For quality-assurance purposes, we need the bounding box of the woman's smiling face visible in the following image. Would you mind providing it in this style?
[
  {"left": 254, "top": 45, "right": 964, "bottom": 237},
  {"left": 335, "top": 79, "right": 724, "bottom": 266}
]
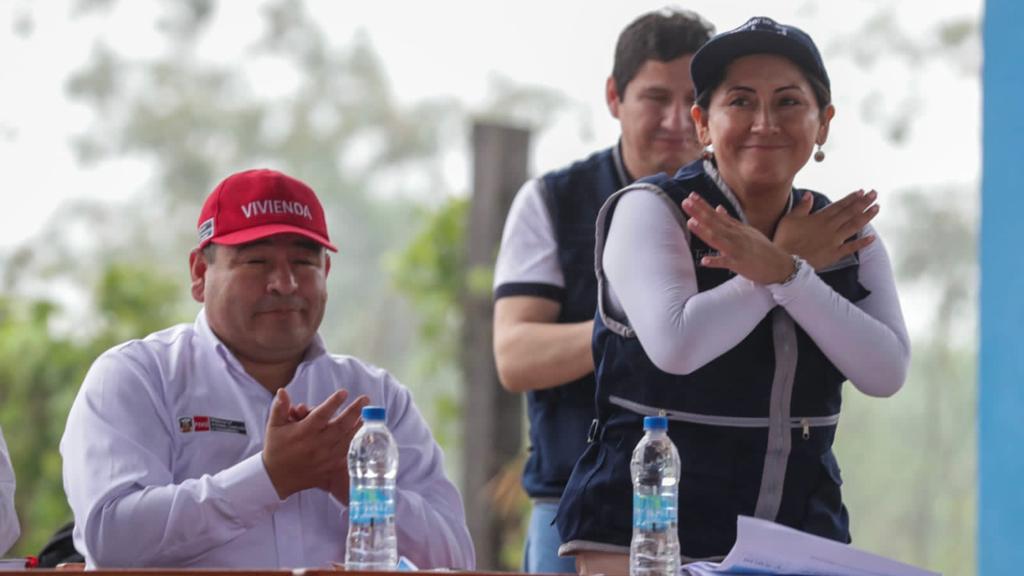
[{"left": 693, "top": 53, "right": 834, "bottom": 194}]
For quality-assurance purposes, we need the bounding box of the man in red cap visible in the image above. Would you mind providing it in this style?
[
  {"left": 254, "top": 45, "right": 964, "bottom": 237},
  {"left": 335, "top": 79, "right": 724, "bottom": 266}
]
[{"left": 60, "top": 169, "right": 474, "bottom": 569}]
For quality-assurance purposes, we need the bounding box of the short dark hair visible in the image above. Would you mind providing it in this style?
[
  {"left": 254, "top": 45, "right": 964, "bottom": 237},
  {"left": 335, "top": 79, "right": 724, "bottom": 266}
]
[
  {"left": 202, "top": 243, "right": 218, "bottom": 263},
  {"left": 612, "top": 8, "right": 715, "bottom": 99},
  {"left": 694, "top": 64, "right": 831, "bottom": 112}
]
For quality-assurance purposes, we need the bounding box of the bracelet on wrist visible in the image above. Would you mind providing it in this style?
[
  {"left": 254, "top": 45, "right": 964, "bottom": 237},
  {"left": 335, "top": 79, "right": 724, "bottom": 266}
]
[{"left": 780, "top": 254, "right": 803, "bottom": 285}]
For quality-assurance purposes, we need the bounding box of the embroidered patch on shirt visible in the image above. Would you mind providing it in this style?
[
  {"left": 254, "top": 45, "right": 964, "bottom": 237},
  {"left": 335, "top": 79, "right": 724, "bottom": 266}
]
[{"left": 178, "top": 416, "right": 247, "bottom": 435}]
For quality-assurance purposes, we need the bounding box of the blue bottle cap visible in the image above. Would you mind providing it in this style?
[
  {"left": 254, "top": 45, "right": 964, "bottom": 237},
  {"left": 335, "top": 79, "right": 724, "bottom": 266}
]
[
  {"left": 643, "top": 416, "right": 668, "bottom": 430},
  {"left": 361, "top": 406, "right": 386, "bottom": 421}
]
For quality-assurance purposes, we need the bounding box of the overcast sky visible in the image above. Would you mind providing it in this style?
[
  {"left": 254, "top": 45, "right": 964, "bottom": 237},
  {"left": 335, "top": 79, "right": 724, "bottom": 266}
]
[{"left": 0, "top": 0, "right": 982, "bottom": 253}]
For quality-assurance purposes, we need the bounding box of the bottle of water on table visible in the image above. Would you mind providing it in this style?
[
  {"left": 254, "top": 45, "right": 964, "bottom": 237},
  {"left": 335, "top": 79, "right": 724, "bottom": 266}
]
[
  {"left": 630, "top": 415, "right": 680, "bottom": 576},
  {"left": 345, "top": 406, "right": 399, "bottom": 570}
]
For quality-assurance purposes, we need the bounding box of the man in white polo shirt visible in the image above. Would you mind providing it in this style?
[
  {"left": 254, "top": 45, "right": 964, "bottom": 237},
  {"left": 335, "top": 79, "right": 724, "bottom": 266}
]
[
  {"left": 61, "top": 169, "right": 474, "bottom": 569},
  {"left": 491, "top": 9, "right": 714, "bottom": 573}
]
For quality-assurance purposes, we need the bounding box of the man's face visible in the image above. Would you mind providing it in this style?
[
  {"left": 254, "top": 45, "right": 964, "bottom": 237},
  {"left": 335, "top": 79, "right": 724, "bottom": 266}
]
[
  {"left": 608, "top": 55, "right": 702, "bottom": 179},
  {"left": 190, "top": 234, "right": 329, "bottom": 366}
]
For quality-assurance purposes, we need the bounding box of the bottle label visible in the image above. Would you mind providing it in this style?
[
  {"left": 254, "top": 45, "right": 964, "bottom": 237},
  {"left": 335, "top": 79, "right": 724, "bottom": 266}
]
[
  {"left": 633, "top": 492, "right": 677, "bottom": 531},
  {"left": 349, "top": 485, "right": 396, "bottom": 525}
]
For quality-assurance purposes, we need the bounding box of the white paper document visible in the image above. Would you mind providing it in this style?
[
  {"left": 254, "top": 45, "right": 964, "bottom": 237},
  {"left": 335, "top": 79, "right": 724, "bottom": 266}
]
[{"left": 680, "top": 516, "right": 940, "bottom": 576}]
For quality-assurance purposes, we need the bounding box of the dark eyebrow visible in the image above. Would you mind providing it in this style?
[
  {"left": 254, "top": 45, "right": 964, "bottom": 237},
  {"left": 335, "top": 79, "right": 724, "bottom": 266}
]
[
  {"left": 724, "top": 85, "right": 805, "bottom": 95},
  {"left": 639, "top": 86, "right": 672, "bottom": 95},
  {"left": 235, "top": 239, "right": 272, "bottom": 252},
  {"left": 233, "top": 238, "right": 322, "bottom": 256},
  {"left": 292, "top": 238, "right": 323, "bottom": 252}
]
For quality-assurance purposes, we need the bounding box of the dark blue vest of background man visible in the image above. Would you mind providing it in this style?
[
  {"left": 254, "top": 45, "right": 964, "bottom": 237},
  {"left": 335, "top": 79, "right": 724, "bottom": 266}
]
[{"left": 491, "top": 9, "right": 714, "bottom": 574}]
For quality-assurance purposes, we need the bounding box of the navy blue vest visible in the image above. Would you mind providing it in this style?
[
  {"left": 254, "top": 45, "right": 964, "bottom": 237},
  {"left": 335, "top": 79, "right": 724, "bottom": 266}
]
[
  {"left": 556, "top": 159, "right": 869, "bottom": 558},
  {"left": 518, "top": 145, "right": 629, "bottom": 498}
]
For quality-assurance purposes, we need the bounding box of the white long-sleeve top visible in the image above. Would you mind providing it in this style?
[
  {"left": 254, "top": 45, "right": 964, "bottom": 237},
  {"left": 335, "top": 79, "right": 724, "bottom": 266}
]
[
  {"left": 61, "top": 310, "right": 475, "bottom": 569},
  {"left": 0, "top": 426, "right": 19, "bottom": 555},
  {"left": 603, "top": 187, "right": 910, "bottom": 397}
]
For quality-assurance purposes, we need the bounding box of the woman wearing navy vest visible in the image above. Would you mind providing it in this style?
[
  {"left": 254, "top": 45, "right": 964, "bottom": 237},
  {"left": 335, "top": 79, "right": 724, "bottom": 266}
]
[{"left": 555, "top": 17, "right": 910, "bottom": 574}]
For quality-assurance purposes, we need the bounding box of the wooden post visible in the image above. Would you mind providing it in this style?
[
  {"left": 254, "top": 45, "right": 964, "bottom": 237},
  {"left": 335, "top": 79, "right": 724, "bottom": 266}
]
[{"left": 462, "top": 122, "right": 530, "bottom": 570}]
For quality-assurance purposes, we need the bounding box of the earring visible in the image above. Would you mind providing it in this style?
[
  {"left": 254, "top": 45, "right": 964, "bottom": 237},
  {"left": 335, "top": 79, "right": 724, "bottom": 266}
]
[
  {"left": 702, "top": 147, "right": 714, "bottom": 161},
  {"left": 813, "top": 144, "right": 825, "bottom": 163}
]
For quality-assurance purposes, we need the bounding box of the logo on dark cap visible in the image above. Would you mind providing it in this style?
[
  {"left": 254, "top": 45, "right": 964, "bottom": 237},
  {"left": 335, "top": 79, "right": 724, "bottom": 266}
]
[{"left": 744, "top": 17, "right": 786, "bottom": 35}]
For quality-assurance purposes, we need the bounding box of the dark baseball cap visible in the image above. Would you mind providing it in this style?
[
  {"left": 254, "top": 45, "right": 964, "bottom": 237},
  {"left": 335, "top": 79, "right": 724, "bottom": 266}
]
[{"left": 691, "top": 16, "right": 829, "bottom": 100}]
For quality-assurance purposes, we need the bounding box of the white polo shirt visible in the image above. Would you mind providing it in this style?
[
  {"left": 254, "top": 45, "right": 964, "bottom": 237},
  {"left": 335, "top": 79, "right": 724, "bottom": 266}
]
[
  {"left": 0, "top": 426, "right": 19, "bottom": 555},
  {"left": 493, "top": 178, "right": 565, "bottom": 297},
  {"left": 61, "top": 310, "right": 474, "bottom": 569}
]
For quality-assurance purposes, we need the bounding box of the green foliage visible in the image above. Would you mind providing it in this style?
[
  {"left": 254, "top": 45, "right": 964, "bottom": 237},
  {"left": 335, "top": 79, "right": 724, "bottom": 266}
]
[
  {"left": 54, "top": 0, "right": 464, "bottom": 376},
  {"left": 97, "top": 263, "right": 185, "bottom": 340},
  {"left": 0, "top": 299, "right": 87, "bottom": 555},
  {"left": 0, "top": 262, "right": 186, "bottom": 555},
  {"left": 389, "top": 198, "right": 468, "bottom": 352},
  {"left": 836, "top": 341, "right": 976, "bottom": 575},
  {"left": 388, "top": 196, "right": 532, "bottom": 570},
  {"left": 387, "top": 197, "right": 468, "bottom": 455},
  {"left": 4, "top": 0, "right": 493, "bottom": 560},
  {"left": 8, "top": 0, "right": 566, "bottom": 568}
]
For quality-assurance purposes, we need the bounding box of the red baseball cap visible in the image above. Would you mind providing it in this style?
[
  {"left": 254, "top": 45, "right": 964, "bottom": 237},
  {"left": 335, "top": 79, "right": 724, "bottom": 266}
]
[{"left": 197, "top": 169, "right": 337, "bottom": 252}]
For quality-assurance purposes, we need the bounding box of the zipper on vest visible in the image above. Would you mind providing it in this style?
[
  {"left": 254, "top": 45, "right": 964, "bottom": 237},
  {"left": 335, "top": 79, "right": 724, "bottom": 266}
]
[{"left": 801, "top": 418, "right": 810, "bottom": 440}]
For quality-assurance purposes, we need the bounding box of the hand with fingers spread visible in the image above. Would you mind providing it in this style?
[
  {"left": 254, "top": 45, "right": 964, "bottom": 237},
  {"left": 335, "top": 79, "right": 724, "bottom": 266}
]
[
  {"left": 283, "top": 395, "right": 370, "bottom": 504},
  {"left": 681, "top": 193, "right": 795, "bottom": 285},
  {"left": 262, "top": 388, "right": 370, "bottom": 502},
  {"left": 774, "top": 189, "right": 879, "bottom": 270}
]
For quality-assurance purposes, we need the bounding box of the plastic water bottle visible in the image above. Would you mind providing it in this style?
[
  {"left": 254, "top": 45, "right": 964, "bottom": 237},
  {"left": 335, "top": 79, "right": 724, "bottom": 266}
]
[
  {"left": 345, "top": 406, "right": 399, "bottom": 570},
  {"left": 630, "top": 416, "right": 681, "bottom": 576}
]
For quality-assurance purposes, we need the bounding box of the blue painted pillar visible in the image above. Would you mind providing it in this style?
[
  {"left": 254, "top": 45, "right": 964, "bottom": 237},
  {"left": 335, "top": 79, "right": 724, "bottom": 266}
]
[{"left": 980, "top": 0, "right": 1024, "bottom": 574}]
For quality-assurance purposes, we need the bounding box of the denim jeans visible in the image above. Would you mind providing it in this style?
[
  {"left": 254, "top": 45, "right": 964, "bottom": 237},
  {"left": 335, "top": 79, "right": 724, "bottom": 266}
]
[{"left": 523, "top": 501, "right": 577, "bottom": 574}]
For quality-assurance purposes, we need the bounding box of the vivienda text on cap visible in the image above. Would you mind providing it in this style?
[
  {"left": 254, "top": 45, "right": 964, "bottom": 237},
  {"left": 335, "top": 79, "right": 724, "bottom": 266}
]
[{"left": 240, "top": 199, "right": 313, "bottom": 220}]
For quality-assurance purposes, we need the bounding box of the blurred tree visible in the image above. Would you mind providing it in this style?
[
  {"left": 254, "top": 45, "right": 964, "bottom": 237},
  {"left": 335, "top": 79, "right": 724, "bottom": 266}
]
[
  {"left": 1, "top": 0, "right": 569, "bottom": 562},
  {"left": 823, "top": 9, "right": 980, "bottom": 576},
  {"left": 9, "top": 0, "right": 465, "bottom": 371},
  {"left": 387, "top": 197, "right": 468, "bottom": 455},
  {"left": 835, "top": 187, "right": 977, "bottom": 576},
  {"left": 0, "top": 262, "right": 182, "bottom": 554},
  {"left": 387, "top": 87, "right": 567, "bottom": 571},
  {"left": 827, "top": 11, "right": 979, "bottom": 145},
  {"left": 3, "top": 0, "right": 465, "bottom": 555}
]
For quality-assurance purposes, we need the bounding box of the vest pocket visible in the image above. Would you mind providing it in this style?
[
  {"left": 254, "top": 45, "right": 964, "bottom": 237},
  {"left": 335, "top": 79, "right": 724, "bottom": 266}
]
[
  {"left": 557, "top": 435, "right": 633, "bottom": 547},
  {"left": 798, "top": 448, "right": 851, "bottom": 544}
]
